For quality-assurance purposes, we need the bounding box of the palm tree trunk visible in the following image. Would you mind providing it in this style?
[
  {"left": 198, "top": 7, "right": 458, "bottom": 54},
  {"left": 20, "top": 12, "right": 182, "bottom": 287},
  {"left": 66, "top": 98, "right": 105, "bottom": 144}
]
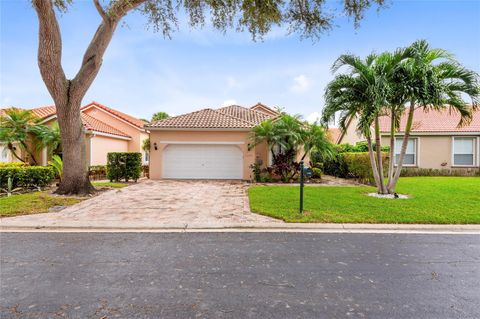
[
  {"left": 20, "top": 141, "right": 38, "bottom": 165},
  {"left": 387, "top": 111, "right": 395, "bottom": 188},
  {"left": 388, "top": 101, "right": 415, "bottom": 192},
  {"left": 7, "top": 144, "right": 25, "bottom": 163},
  {"left": 374, "top": 117, "right": 387, "bottom": 194},
  {"left": 366, "top": 133, "right": 382, "bottom": 191}
]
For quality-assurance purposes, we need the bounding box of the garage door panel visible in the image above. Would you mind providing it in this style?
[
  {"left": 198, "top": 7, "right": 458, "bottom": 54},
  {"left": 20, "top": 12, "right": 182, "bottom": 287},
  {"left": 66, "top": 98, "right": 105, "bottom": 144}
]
[{"left": 163, "top": 144, "right": 243, "bottom": 179}]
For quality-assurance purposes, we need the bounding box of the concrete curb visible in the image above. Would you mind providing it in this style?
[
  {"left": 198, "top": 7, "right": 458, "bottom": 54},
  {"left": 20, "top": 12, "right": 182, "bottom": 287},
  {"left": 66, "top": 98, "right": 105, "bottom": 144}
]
[{"left": 1, "top": 222, "right": 479, "bottom": 234}]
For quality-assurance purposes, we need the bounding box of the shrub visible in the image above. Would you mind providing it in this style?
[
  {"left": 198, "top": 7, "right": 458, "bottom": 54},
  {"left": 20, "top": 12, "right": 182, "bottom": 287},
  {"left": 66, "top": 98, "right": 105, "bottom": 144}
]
[
  {"left": 250, "top": 159, "right": 262, "bottom": 182},
  {"left": 89, "top": 165, "right": 107, "bottom": 180},
  {"left": 106, "top": 152, "right": 142, "bottom": 182},
  {"left": 0, "top": 162, "right": 28, "bottom": 168},
  {"left": 311, "top": 167, "right": 322, "bottom": 179},
  {"left": 401, "top": 167, "right": 480, "bottom": 177},
  {"left": 0, "top": 166, "right": 54, "bottom": 189}
]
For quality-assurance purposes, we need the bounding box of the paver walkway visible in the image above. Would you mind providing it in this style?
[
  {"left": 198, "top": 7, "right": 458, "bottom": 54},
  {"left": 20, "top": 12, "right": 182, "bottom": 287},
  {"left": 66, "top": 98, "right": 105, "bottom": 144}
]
[{"left": 0, "top": 180, "right": 281, "bottom": 228}]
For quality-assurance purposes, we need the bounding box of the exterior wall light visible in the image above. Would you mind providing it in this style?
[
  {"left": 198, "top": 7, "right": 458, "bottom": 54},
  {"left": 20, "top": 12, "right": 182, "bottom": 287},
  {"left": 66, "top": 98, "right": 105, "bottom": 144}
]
[{"left": 154, "top": 142, "right": 158, "bottom": 150}]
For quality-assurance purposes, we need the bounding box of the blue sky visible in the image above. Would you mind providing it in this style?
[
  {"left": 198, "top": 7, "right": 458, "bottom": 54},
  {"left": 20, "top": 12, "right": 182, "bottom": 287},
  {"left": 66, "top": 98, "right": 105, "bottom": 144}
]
[{"left": 1, "top": 0, "right": 479, "bottom": 122}]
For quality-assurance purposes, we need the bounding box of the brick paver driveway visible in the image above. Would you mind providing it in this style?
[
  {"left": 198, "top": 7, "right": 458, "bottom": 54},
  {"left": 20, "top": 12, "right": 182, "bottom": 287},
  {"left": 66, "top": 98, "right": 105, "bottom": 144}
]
[{"left": 0, "top": 180, "right": 281, "bottom": 228}]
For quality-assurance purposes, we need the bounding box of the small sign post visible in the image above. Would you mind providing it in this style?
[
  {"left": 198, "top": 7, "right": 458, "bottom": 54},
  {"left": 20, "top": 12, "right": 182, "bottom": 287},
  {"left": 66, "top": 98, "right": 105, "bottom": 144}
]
[{"left": 299, "top": 160, "right": 304, "bottom": 214}]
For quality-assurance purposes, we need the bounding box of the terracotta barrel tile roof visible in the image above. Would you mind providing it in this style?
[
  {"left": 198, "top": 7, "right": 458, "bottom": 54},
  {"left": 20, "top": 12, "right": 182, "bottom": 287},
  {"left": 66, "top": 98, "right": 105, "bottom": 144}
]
[
  {"left": 379, "top": 108, "right": 480, "bottom": 133},
  {"left": 217, "top": 105, "right": 274, "bottom": 125},
  {"left": 147, "top": 108, "right": 256, "bottom": 129},
  {"left": 147, "top": 104, "right": 278, "bottom": 129},
  {"left": 81, "top": 113, "right": 130, "bottom": 138},
  {"left": 82, "top": 101, "right": 147, "bottom": 129},
  {"left": 31, "top": 105, "right": 57, "bottom": 119}
]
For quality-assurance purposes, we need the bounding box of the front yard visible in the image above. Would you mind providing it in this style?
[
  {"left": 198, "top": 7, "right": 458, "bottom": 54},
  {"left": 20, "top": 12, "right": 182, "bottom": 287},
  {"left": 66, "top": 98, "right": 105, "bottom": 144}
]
[
  {"left": 249, "top": 177, "right": 480, "bottom": 224},
  {"left": 0, "top": 181, "right": 128, "bottom": 218}
]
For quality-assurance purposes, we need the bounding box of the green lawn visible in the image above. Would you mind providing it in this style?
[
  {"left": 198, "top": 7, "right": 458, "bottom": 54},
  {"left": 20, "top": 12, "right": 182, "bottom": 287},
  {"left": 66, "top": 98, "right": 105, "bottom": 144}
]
[
  {"left": 92, "top": 181, "right": 128, "bottom": 188},
  {"left": 0, "top": 192, "right": 82, "bottom": 218},
  {"left": 248, "top": 177, "right": 480, "bottom": 224}
]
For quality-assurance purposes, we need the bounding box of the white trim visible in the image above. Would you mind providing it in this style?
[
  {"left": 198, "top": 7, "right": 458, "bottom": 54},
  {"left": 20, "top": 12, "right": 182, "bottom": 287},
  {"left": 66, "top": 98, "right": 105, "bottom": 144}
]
[
  {"left": 39, "top": 114, "right": 57, "bottom": 124},
  {"left": 89, "top": 136, "right": 92, "bottom": 166},
  {"left": 159, "top": 141, "right": 244, "bottom": 145},
  {"left": 382, "top": 131, "right": 480, "bottom": 137},
  {"left": 87, "top": 130, "right": 132, "bottom": 140},
  {"left": 82, "top": 104, "right": 146, "bottom": 132},
  {"left": 147, "top": 127, "right": 251, "bottom": 132},
  {"left": 451, "top": 136, "right": 478, "bottom": 168}
]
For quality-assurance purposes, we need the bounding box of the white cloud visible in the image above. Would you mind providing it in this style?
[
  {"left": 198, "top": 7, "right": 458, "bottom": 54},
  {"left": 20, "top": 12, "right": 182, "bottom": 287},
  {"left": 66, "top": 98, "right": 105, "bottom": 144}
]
[
  {"left": 222, "top": 99, "right": 237, "bottom": 107},
  {"left": 290, "top": 75, "right": 311, "bottom": 93},
  {"left": 306, "top": 112, "right": 320, "bottom": 124}
]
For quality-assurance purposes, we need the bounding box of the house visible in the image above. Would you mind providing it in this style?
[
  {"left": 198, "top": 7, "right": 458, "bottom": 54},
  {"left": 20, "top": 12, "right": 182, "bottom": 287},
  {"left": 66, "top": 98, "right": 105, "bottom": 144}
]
[
  {"left": 146, "top": 103, "right": 279, "bottom": 180},
  {"left": 0, "top": 101, "right": 149, "bottom": 166},
  {"left": 336, "top": 108, "right": 480, "bottom": 170}
]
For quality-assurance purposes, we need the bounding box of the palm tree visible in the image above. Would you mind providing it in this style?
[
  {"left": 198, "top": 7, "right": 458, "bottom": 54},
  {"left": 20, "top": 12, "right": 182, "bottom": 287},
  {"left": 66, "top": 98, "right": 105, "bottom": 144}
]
[
  {"left": 300, "top": 122, "right": 334, "bottom": 162},
  {"left": 0, "top": 108, "right": 41, "bottom": 164},
  {"left": 30, "top": 122, "right": 62, "bottom": 157},
  {"left": 387, "top": 40, "right": 480, "bottom": 192},
  {"left": 322, "top": 53, "right": 388, "bottom": 193}
]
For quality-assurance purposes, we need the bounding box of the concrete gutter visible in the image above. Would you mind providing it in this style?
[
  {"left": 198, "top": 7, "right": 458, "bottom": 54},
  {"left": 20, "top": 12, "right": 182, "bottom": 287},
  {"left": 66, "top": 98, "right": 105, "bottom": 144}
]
[{"left": 1, "top": 221, "right": 479, "bottom": 234}]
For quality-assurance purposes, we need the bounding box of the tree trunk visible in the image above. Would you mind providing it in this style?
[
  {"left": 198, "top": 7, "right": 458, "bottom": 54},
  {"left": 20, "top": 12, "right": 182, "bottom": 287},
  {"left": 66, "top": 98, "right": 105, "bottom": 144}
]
[
  {"left": 387, "top": 101, "right": 415, "bottom": 192},
  {"left": 366, "top": 133, "right": 382, "bottom": 191},
  {"left": 374, "top": 116, "right": 387, "bottom": 194},
  {"left": 7, "top": 144, "right": 25, "bottom": 163},
  {"left": 20, "top": 141, "right": 38, "bottom": 165},
  {"left": 55, "top": 98, "right": 94, "bottom": 195},
  {"left": 387, "top": 111, "right": 395, "bottom": 188}
]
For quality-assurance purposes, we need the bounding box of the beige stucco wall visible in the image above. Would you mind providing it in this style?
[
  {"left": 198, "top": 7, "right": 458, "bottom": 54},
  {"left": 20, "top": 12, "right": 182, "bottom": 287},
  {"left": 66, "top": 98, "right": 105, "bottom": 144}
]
[
  {"left": 89, "top": 135, "right": 129, "bottom": 165},
  {"left": 380, "top": 134, "right": 480, "bottom": 169},
  {"left": 83, "top": 107, "right": 145, "bottom": 153},
  {"left": 337, "top": 117, "right": 371, "bottom": 145},
  {"left": 149, "top": 130, "right": 267, "bottom": 180}
]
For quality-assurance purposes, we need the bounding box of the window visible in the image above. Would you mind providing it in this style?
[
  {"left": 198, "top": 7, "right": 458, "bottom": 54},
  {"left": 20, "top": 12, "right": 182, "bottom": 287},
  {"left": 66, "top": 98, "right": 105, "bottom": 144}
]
[
  {"left": 395, "top": 138, "right": 417, "bottom": 166},
  {"left": 453, "top": 137, "right": 476, "bottom": 166},
  {"left": 144, "top": 151, "right": 149, "bottom": 163}
]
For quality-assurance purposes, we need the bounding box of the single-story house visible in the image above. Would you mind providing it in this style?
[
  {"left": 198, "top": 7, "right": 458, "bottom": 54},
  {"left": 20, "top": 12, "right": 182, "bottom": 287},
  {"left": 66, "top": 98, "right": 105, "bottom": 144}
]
[
  {"left": 146, "top": 103, "right": 280, "bottom": 180},
  {"left": 335, "top": 108, "right": 480, "bottom": 170},
  {"left": 0, "top": 101, "right": 149, "bottom": 166}
]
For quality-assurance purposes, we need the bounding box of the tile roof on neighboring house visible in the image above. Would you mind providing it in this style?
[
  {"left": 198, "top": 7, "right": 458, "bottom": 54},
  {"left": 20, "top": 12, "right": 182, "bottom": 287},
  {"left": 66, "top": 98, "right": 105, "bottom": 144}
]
[
  {"left": 31, "top": 105, "right": 57, "bottom": 119},
  {"left": 82, "top": 101, "right": 147, "bottom": 129},
  {"left": 379, "top": 108, "right": 480, "bottom": 133},
  {"left": 147, "top": 104, "right": 278, "bottom": 129},
  {"left": 81, "top": 113, "right": 131, "bottom": 138}
]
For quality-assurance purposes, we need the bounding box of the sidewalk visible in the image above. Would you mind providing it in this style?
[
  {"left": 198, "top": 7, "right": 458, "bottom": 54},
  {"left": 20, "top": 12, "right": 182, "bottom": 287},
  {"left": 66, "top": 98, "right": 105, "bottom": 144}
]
[{"left": 1, "top": 219, "right": 479, "bottom": 234}]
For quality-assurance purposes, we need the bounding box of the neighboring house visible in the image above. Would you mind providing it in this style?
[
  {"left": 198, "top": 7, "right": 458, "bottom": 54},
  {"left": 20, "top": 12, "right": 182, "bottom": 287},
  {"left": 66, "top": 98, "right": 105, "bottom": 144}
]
[
  {"left": 336, "top": 108, "right": 480, "bottom": 170},
  {"left": 0, "top": 101, "right": 149, "bottom": 166},
  {"left": 146, "top": 103, "right": 279, "bottom": 180}
]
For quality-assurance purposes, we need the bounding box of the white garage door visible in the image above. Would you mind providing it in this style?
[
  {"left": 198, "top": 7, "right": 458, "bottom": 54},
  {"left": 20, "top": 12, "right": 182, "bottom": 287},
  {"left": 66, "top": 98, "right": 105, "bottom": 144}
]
[{"left": 163, "top": 144, "right": 243, "bottom": 179}]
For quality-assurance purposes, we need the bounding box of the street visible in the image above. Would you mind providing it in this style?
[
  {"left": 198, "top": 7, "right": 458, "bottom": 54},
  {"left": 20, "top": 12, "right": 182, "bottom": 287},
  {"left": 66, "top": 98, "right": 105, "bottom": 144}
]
[{"left": 1, "top": 232, "right": 479, "bottom": 318}]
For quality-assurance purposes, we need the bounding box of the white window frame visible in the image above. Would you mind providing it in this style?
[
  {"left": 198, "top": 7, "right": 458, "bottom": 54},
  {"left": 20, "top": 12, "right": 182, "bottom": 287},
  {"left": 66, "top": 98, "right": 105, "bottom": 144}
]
[
  {"left": 451, "top": 136, "right": 478, "bottom": 167},
  {"left": 394, "top": 137, "right": 418, "bottom": 167}
]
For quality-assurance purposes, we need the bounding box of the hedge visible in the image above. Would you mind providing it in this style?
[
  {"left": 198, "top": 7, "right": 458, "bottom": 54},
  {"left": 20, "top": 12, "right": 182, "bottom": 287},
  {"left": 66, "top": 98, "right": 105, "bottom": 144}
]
[
  {"left": 89, "top": 165, "right": 107, "bottom": 181},
  {"left": 321, "top": 152, "right": 389, "bottom": 185},
  {"left": 0, "top": 162, "right": 29, "bottom": 168},
  {"left": 0, "top": 166, "right": 55, "bottom": 189},
  {"left": 106, "top": 152, "right": 142, "bottom": 182}
]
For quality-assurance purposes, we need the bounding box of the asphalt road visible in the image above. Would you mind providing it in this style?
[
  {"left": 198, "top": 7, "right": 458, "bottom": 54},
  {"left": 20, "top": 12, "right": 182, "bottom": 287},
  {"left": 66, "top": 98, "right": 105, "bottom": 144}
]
[{"left": 1, "top": 232, "right": 479, "bottom": 319}]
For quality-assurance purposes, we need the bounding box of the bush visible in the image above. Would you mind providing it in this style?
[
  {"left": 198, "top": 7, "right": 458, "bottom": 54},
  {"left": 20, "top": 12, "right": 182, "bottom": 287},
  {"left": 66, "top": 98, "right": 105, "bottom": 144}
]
[
  {"left": 334, "top": 141, "right": 390, "bottom": 153},
  {"left": 89, "top": 165, "right": 107, "bottom": 180},
  {"left": 0, "top": 166, "right": 54, "bottom": 189},
  {"left": 401, "top": 167, "right": 480, "bottom": 177},
  {"left": 106, "top": 152, "right": 142, "bottom": 182},
  {"left": 311, "top": 167, "right": 322, "bottom": 179},
  {"left": 0, "top": 162, "right": 29, "bottom": 168}
]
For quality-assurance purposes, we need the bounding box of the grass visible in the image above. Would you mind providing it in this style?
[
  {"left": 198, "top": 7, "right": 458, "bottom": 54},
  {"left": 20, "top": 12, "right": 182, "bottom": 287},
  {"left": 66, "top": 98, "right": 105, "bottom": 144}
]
[
  {"left": 0, "top": 192, "right": 82, "bottom": 218},
  {"left": 92, "top": 181, "right": 128, "bottom": 188},
  {"left": 248, "top": 177, "right": 480, "bottom": 224}
]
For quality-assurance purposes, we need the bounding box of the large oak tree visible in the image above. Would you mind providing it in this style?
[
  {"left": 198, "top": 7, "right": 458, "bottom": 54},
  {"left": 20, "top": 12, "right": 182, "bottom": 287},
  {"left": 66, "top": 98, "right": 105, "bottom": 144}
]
[{"left": 32, "top": 0, "right": 385, "bottom": 195}]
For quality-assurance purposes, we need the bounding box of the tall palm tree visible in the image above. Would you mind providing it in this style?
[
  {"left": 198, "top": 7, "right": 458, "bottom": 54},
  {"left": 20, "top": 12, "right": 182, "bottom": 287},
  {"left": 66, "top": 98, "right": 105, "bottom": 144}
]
[
  {"left": 300, "top": 122, "right": 334, "bottom": 162},
  {"left": 322, "top": 53, "right": 388, "bottom": 193},
  {"left": 387, "top": 40, "right": 480, "bottom": 192},
  {"left": 0, "top": 108, "right": 41, "bottom": 164}
]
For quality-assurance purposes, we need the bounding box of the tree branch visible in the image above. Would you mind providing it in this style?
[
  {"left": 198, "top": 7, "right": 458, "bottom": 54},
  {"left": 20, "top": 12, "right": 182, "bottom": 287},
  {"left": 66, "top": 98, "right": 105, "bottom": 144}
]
[
  {"left": 32, "top": 0, "right": 67, "bottom": 103},
  {"left": 93, "top": 0, "right": 108, "bottom": 21},
  {"left": 72, "top": 0, "right": 147, "bottom": 97}
]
